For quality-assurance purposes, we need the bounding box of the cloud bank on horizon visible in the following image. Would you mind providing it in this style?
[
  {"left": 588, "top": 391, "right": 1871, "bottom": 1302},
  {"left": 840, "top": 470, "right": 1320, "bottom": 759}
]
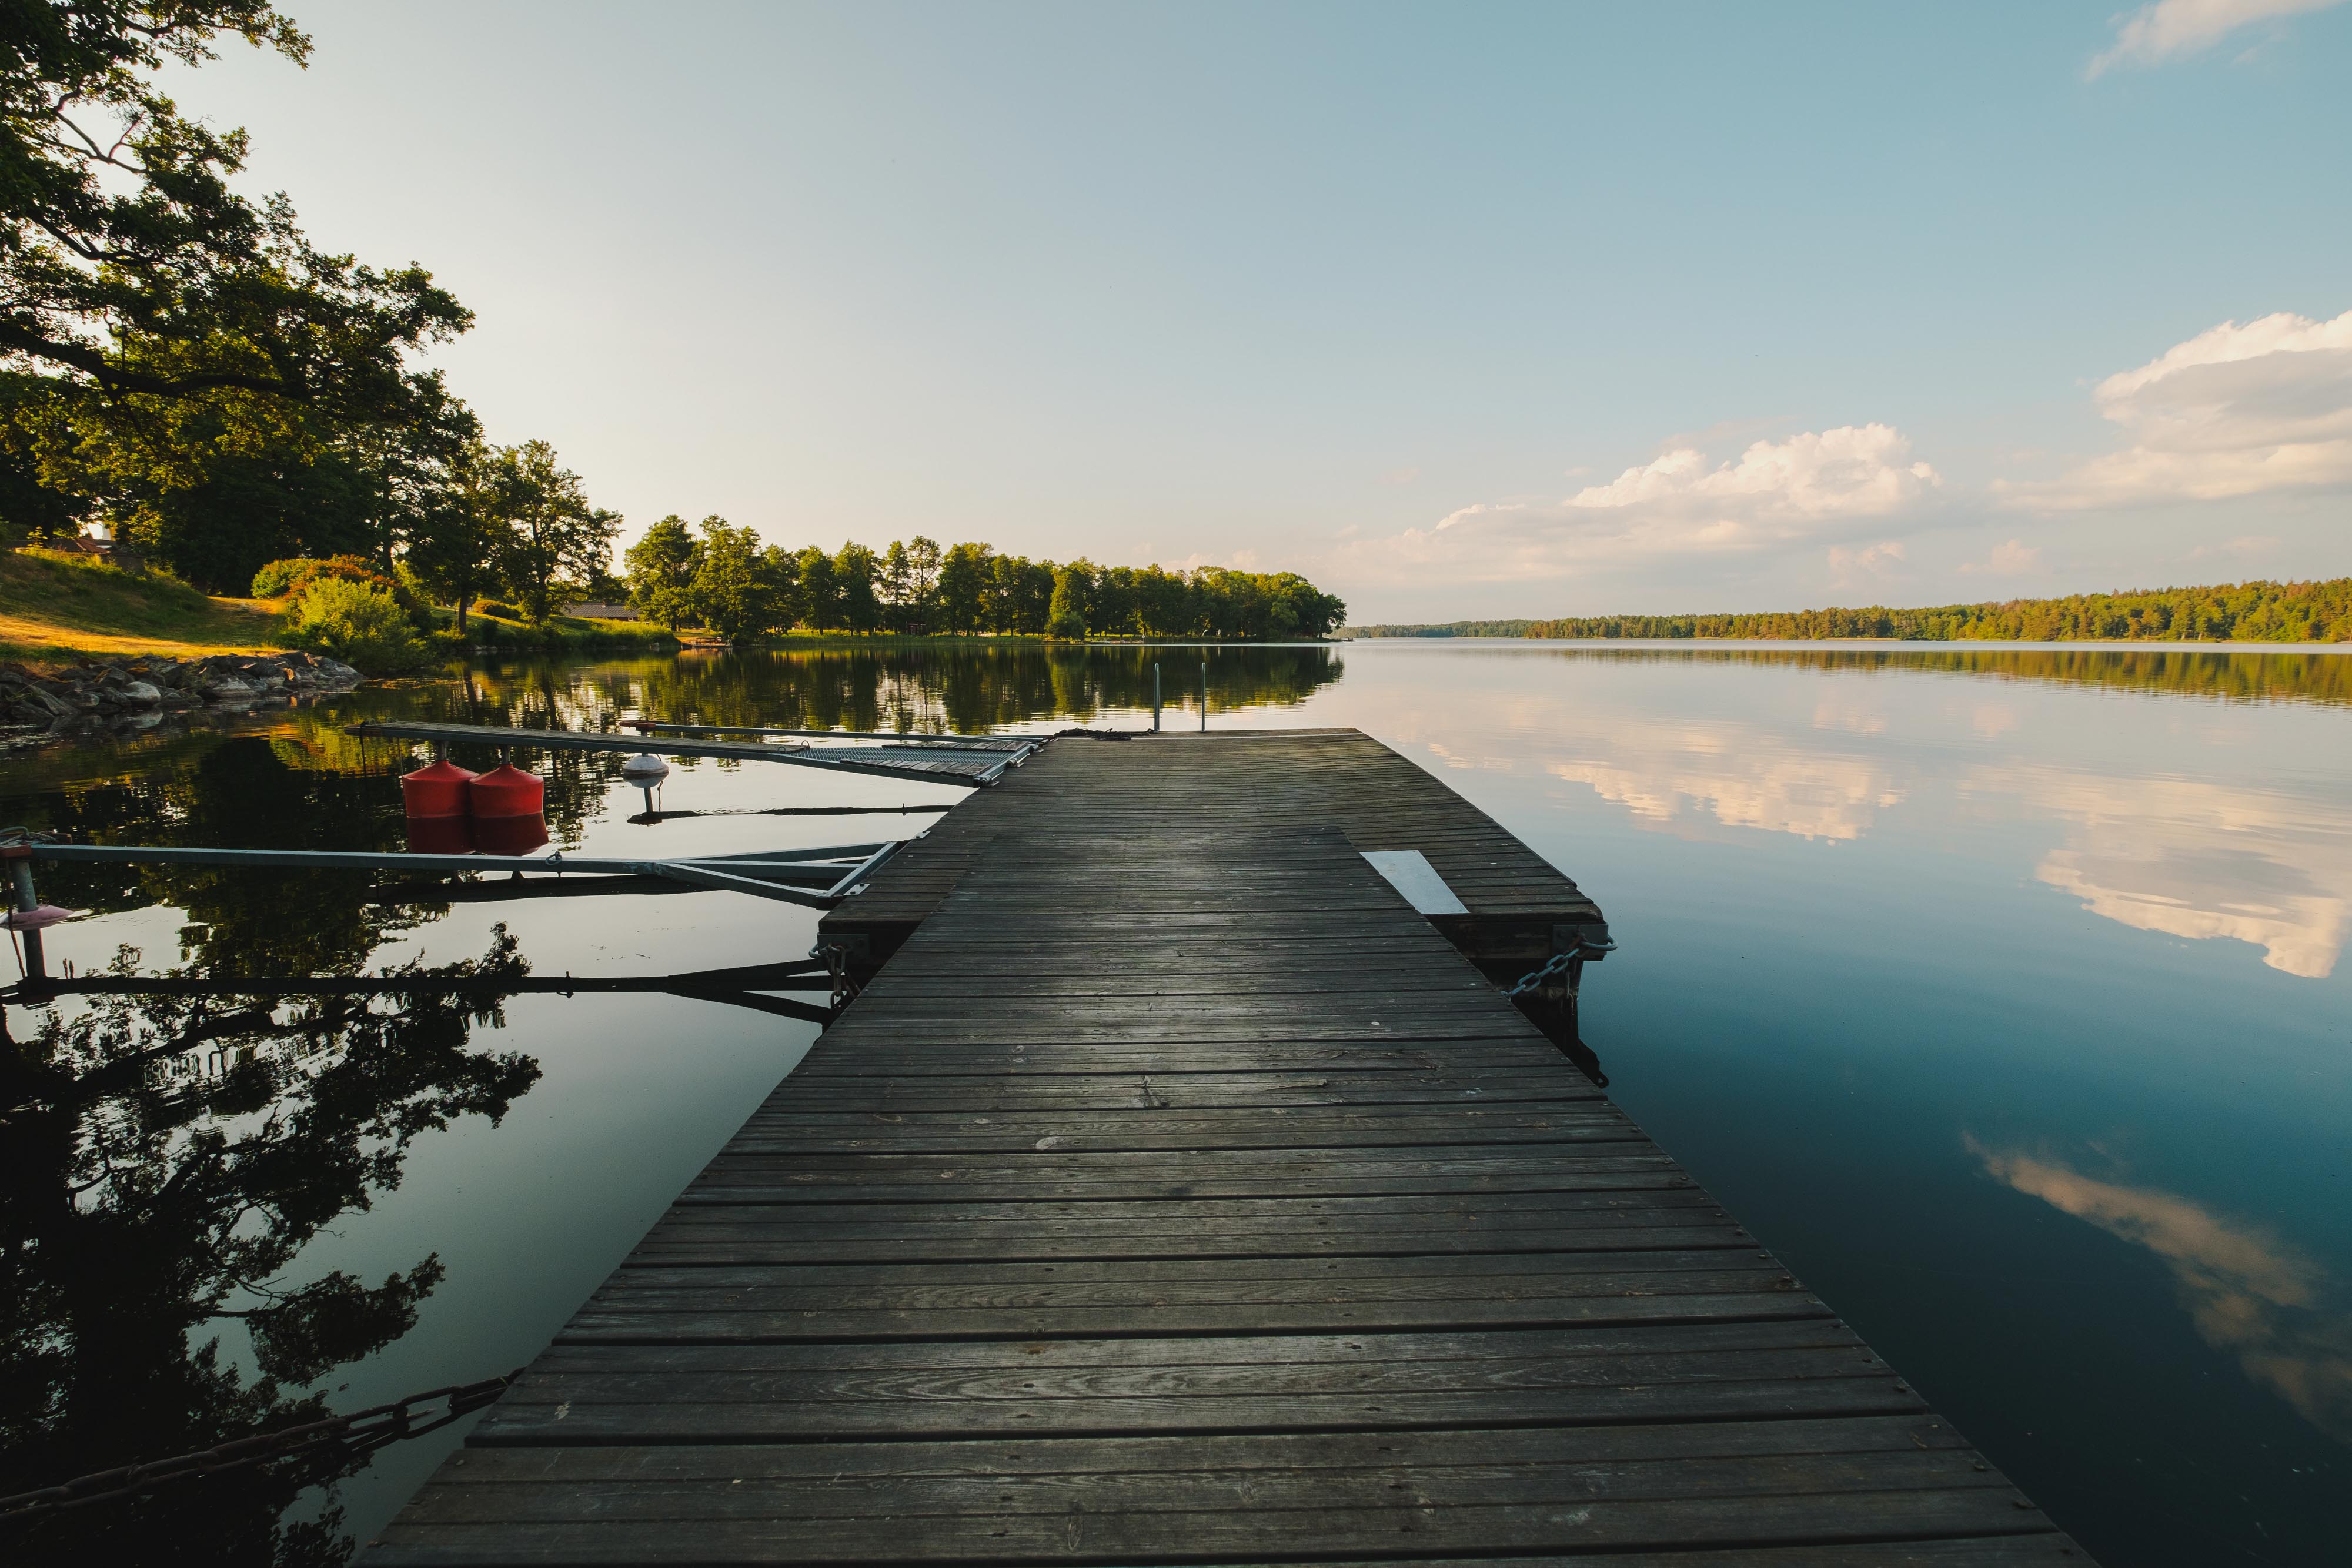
[
  {"left": 2014, "top": 310, "right": 2352, "bottom": 508},
  {"left": 1354, "top": 424, "right": 1940, "bottom": 585},
  {"left": 1346, "top": 306, "right": 2352, "bottom": 607}
]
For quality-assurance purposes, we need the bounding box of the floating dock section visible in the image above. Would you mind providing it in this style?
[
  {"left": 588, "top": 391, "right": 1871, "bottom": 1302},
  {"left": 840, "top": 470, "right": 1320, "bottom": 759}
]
[{"left": 369, "top": 730, "right": 2079, "bottom": 1564}]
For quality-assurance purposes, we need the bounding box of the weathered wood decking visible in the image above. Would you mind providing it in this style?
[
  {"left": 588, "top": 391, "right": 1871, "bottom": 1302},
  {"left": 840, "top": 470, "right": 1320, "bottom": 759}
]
[
  {"left": 819, "top": 729, "right": 1609, "bottom": 984},
  {"left": 368, "top": 730, "right": 2078, "bottom": 1564}
]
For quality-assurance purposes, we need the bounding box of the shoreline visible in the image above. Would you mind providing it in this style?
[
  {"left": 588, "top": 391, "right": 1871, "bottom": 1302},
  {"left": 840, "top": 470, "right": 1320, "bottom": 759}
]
[{"left": 1342, "top": 635, "right": 2352, "bottom": 653}]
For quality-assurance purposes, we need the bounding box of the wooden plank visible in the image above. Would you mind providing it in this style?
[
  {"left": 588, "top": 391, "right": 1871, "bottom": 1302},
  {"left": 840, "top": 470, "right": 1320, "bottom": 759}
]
[
  {"left": 367, "top": 731, "right": 2072, "bottom": 1566},
  {"left": 368, "top": 1496, "right": 2066, "bottom": 1566}
]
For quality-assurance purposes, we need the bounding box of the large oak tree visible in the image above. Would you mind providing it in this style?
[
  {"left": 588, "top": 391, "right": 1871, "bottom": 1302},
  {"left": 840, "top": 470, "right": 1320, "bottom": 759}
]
[{"left": 1, "top": 2, "right": 473, "bottom": 583}]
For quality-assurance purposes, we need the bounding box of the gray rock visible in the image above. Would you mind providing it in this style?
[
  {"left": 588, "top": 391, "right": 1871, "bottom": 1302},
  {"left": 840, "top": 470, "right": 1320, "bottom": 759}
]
[
  {"left": 203, "top": 676, "right": 254, "bottom": 696},
  {"left": 118, "top": 680, "right": 163, "bottom": 705}
]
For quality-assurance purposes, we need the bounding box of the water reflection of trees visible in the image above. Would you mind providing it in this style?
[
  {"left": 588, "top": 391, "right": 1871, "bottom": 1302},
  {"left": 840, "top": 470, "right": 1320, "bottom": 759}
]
[
  {"left": 1536, "top": 646, "right": 2352, "bottom": 708},
  {"left": 12, "top": 646, "right": 1344, "bottom": 815},
  {"left": 24, "top": 733, "right": 612, "bottom": 936},
  {"left": 0, "top": 644, "right": 1339, "bottom": 1562},
  {"left": 2, "top": 712, "right": 554, "bottom": 1562},
  {"left": 1, "top": 932, "right": 538, "bottom": 1566},
  {"left": 375, "top": 644, "right": 1345, "bottom": 739}
]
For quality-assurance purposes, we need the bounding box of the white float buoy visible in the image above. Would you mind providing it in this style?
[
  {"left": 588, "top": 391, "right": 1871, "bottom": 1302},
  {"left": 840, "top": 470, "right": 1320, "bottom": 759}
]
[{"left": 622, "top": 753, "right": 670, "bottom": 823}]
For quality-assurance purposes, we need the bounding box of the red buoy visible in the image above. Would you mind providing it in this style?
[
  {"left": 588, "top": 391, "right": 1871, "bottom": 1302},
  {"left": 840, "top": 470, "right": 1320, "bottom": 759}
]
[
  {"left": 472, "top": 811, "right": 549, "bottom": 857},
  {"left": 403, "top": 814, "right": 475, "bottom": 855},
  {"left": 400, "top": 759, "right": 477, "bottom": 818},
  {"left": 468, "top": 763, "right": 546, "bottom": 819}
]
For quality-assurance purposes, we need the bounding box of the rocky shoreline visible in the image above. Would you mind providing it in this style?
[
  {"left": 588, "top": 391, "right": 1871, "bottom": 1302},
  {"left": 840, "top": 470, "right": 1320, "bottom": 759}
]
[{"left": 0, "top": 650, "right": 364, "bottom": 737}]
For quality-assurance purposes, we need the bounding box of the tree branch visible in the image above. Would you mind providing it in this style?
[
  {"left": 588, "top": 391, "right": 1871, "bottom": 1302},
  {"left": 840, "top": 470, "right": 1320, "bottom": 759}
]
[{"left": 0, "top": 320, "right": 304, "bottom": 399}]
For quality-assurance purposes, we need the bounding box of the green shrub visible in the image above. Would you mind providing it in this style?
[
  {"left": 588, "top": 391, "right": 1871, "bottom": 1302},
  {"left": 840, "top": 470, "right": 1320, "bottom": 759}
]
[
  {"left": 282, "top": 578, "right": 433, "bottom": 674},
  {"left": 471, "top": 598, "right": 523, "bottom": 621},
  {"left": 250, "top": 557, "right": 312, "bottom": 597},
  {"left": 252, "top": 554, "right": 404, "bottom": 602}
]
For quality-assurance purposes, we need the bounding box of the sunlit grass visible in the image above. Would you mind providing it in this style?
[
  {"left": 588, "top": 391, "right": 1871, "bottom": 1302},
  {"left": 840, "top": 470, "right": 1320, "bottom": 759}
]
[{"left": 0, "top": 549, "right": 284, "bottom": 664}]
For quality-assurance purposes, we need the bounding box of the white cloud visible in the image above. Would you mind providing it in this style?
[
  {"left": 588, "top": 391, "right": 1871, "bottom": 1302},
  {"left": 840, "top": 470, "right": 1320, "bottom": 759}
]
[
  {"left": 1959, "top": 538, "right": 2044, "bottom": 575},
  {"left": 1558, "top": 425, "right": 1939, "bottom": 531},
  {"left": 1347, "top": 424, "right": 1940, "bottom": 587},
  {"left": 2184, "top": 534, "right": 2280, "bottom": 560},
  {"left": 2007, "top": 309, "right": 2352, "bottom": 509},
  {"left": 2087, "top": 0, "right": 2346, "bottom": 78},
  {"left": 1826, "top": 539, "right": 1906, "bottom": 589}
]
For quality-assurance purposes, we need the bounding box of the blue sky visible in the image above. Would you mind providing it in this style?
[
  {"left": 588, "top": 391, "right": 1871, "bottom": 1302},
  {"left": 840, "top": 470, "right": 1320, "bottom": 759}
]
[{"left": 172, "top": 1, "right": 2352, "bottom": 620}]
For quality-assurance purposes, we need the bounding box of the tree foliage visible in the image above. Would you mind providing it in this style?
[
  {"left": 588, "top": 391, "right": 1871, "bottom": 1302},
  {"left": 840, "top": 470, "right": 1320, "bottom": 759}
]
[
  {"left": 1, "top": 731, "right": 549, "bottom": 1564},
  {"left": 1504, "top": 579, "right": 2352, "bottom": 644},
  {"left": 402, "top": 436, "right": 617, "bottom": 632},
  {"left": 687, "top": 516, "right": 790, "bottom": 643},
  {"left": 622, "top": 512, "right": 700, "bottom": 627},
  {"left": 616, "top": 521, "right": 1344, "bottom": 642},
  {"left": 484, "top": 439, "right": 616, "bottom": 621},
  {"left": 0, "top": 0, "right": 470, "bottom": 404},
  {"left": 399, "top": 438, "right": 500, "bottom": 633},
  {"left": 0, "top": 2, "right": 480, "bottom": 588}
]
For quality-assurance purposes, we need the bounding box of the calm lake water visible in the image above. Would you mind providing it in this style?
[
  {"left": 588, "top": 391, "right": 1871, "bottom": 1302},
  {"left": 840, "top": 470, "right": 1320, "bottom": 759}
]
[{"left": 4, "top": 640, "right": 2348, "bottom": 1566}]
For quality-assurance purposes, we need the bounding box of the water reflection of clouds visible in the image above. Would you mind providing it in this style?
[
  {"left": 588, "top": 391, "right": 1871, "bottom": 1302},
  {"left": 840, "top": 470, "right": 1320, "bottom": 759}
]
[
  {"left": 1810, "top": 697, "right": 1888, "bottom": 735},
  {"left": 1969, "top": 1139, "right": 2352, "bottom": 1441},
  {"left": 1968, "top": 767, "right": 2352, "bottom": 978},
  {"left": 1548, "top": 726, "right": 1905, "bottom": 842},
  {"left": 1396, "top": 675, "right": 2350, "bottom": 968}
]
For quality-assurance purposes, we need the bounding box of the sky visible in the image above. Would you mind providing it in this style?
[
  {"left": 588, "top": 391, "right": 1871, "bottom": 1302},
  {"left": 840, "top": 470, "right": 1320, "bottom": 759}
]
[{"left": 166, "top": 1, "right": 2352, "bottom": 622}]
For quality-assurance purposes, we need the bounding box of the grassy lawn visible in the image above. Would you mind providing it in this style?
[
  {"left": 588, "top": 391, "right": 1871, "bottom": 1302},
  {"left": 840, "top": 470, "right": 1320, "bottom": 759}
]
[
  {"left": 439, "top": 606, "right": 680, "bottom": 648},
  {"left": 0, "top": 549, "right": 285, "bottom": 664}
]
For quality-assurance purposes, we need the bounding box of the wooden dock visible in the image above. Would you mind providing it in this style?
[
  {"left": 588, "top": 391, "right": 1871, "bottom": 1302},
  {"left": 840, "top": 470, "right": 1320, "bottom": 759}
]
[
  {"left": 368, "top": 730, "right": 2079, "bottom": 1564},
  {"left": 818, "top": 729, "right": 1609, "bottom": 984}
]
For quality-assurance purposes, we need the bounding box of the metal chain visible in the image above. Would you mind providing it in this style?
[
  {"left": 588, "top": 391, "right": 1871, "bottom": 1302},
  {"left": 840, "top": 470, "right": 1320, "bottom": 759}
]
[
  {"left": 1502, "top": 935, "right": 1618, "bottom": 999},
  {"left": 817, "top": 941, "right": 862, "bottom": 1010},
  {"left": 0, "top": 1369, "right": 520, "bottom": 1520}
]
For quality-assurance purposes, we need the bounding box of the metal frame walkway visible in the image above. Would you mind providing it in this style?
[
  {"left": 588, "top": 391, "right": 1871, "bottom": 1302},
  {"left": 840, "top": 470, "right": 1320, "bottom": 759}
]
[{"left": 366, "top": 731, "right": 2079, "bottom": 1564}]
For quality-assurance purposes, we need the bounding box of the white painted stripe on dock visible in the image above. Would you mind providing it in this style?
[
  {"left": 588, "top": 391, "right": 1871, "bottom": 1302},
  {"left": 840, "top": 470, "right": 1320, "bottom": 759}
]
[{"left": 1360, "top": 849, "right": 1469, "bottom": 915}]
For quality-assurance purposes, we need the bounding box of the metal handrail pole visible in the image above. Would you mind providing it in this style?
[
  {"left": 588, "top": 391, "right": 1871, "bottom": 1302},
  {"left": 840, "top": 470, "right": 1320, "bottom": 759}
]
[
  {"left": 683, "top": 844, "right": 891, "bottom": 863},
  {"left": 647, "top": 862, "right": 833, "bottom": 907},
  {"left": 7, "top": 852, "right": 43, "bottom": 977},
  {"left": 824, "top": 839, "right": 905, "bottom": 900},
  {"left": 27, "top": 844, "right": 667, "bottom": 877},
  {"left": 624, "top": 720, "right": 1030, "bottom": 750}
]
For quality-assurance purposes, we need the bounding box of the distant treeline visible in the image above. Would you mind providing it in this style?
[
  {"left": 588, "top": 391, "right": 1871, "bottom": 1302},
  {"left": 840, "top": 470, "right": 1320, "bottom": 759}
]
[
  {"left": 624, "top": 518, "right": 1345, "bottom": 643},
  {"left": 1572, "top": 646, "right": 2352, "bottom": 710},
  {"left": 1349, "top": 579, "right": 2352, "bottom": 644},
  {"left": 1349, "top": 619, "right": 1535, "bottom": 638}
]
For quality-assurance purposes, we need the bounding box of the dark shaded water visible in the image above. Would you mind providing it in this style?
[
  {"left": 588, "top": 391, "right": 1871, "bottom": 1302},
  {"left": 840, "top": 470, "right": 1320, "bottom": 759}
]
[{"left": 2, "top": 640, "right": 2346, "bottom": 1565}]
